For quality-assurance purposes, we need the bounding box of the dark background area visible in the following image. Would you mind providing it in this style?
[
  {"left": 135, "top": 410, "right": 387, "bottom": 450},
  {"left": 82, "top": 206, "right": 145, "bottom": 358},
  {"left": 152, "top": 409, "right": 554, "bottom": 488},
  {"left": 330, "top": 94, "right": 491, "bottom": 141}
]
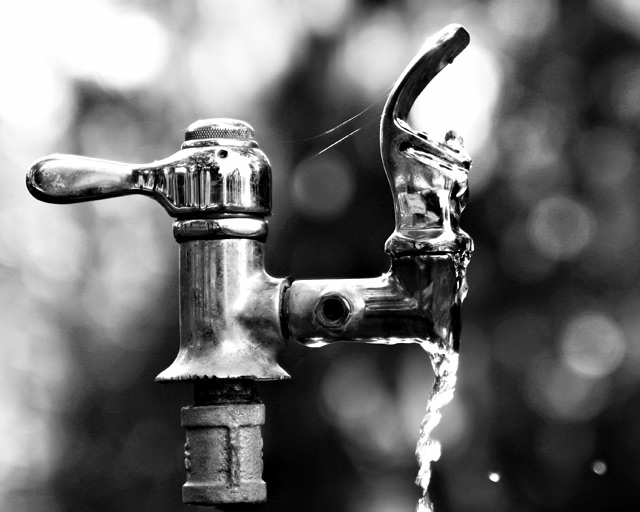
[{"left": 3, "top": 0, "right": 640, "bottom": 511}]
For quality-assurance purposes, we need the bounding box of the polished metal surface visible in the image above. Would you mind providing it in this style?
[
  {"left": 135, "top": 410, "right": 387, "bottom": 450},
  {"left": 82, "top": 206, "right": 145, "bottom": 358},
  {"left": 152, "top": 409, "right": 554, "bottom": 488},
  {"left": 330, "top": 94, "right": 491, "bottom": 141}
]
[
  {"left": 173, "top": 217, "right": 268, "bottom": 242},
  {"left": 156, "top": 238, "right": 290, "bottom": 382},
  {"left": 288, "top": 24, "right": 473, "bottom": 351},
  {"left": 25, "top": 23, "right": 474, "bottom": 507},
  {"left": 381, "top": 24, "right": 473, "bottom": 256},
  {"left": 27, "top": 119, "right": 271, "bottom": 217},
  {"left": 287, "top": 254, "right": 463, "bottom": 352}
]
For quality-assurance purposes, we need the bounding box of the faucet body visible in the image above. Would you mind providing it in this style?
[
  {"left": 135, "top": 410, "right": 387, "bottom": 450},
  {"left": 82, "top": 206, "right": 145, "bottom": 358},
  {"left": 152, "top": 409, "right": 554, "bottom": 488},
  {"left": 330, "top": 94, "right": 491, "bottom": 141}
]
[
  {"left": 160, "top": 236, "right": 290, "bottom": 381},
  {"left": 26, "top": 25, "right": 473, "bottom": 506}
]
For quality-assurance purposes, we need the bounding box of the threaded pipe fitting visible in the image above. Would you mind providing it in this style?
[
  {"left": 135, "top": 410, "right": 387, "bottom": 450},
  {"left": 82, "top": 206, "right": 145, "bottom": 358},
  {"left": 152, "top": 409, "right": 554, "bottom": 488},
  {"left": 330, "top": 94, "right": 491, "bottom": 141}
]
[{"left": 181, "top": 380, "right": 267, "bottom": 505}]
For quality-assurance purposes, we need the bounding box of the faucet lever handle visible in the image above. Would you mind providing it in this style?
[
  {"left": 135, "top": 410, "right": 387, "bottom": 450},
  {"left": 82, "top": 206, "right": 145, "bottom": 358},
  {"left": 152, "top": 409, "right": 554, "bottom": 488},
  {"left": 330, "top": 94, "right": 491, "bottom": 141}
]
[
  {"left": 380, "top": 24, "right": 473, "bottom": 256},
  {"left": 27, "top": 154, "right": 138, "bottom": 205},
  {"left": 26, "top": 119, "right": 272, "bottom": 218}
]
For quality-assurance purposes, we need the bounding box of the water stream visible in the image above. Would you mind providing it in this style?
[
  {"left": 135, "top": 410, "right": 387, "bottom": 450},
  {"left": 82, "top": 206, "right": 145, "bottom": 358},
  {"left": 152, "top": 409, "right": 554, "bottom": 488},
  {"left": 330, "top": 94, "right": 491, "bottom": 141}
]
[
  {"left": 415, "top": 348, "right": 459, "bottom": 512},
  {"left": 415, "top": 251, "right": 469, "bottom": 511}
]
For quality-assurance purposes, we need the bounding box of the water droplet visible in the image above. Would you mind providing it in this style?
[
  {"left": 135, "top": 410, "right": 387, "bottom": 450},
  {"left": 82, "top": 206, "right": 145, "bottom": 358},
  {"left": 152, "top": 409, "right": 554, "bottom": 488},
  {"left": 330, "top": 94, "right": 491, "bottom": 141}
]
[
  {"left": 488, "top": 471, "right": 501, "bottom": 483},
  {"left": 592, "top": 460, "right": 607, "bottom": 475}
]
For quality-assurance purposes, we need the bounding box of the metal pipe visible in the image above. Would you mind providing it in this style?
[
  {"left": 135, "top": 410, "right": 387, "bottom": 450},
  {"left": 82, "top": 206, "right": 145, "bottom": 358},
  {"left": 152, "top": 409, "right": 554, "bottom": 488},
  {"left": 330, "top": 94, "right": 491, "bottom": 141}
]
[{"left": 287, "top": 255, "right": 461, "bottom": 352}]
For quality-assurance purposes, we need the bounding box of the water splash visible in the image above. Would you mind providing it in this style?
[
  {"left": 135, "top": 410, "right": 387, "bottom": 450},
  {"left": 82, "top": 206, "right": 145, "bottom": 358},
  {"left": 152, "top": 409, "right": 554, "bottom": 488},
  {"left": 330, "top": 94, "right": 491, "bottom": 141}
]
[{"left": 415, "top": 348, "right": 459, "bottom": 512}]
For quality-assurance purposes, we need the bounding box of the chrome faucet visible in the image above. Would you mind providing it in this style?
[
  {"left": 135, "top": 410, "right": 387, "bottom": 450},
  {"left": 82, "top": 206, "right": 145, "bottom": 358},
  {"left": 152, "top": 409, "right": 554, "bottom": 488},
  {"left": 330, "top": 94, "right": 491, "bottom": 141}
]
[{"left": 26, "top": 24, "right": 473, "bottom": 507}]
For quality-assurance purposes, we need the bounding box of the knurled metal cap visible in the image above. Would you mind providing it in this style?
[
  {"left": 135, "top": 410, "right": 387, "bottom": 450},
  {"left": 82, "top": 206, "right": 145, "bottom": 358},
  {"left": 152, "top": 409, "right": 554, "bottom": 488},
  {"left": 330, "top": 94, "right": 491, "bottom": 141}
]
[{"left": 184, "top": 119, "right": 255, "bottom": 143}]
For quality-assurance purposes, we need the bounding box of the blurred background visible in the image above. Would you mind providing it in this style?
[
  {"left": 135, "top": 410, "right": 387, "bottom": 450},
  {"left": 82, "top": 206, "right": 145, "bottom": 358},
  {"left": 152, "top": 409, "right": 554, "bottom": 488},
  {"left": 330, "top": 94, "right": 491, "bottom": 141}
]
[{"left": 2, "top": 0, "right": 640, "bottom": 510}]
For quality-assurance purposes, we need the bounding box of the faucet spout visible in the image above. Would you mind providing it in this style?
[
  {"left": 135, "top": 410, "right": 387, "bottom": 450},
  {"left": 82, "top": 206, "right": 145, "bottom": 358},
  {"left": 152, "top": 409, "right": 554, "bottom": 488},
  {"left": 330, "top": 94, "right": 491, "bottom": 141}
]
[
  {"left": 381, "top": 24, "right": 473, "bottom": 256},
  {"left": 286, "top": 24, "right": 473, "bottom": 353}
]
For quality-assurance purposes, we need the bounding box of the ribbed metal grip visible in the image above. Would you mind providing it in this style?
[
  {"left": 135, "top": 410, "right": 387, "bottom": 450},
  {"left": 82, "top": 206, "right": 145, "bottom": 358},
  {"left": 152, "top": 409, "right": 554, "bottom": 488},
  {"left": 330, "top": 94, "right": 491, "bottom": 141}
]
[{"left": 185, "top": 119, "right": 255, "bottom": 142}]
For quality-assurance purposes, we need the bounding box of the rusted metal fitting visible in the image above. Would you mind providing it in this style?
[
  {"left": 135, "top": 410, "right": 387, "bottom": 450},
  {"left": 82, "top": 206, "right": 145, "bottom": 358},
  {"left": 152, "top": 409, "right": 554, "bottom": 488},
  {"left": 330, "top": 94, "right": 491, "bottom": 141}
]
[
  {"left": 182, "top": 404, "right": 266, "bottom": 504},
  {"left": 182, "top": 380, "right": 266, "bottom": 505}
]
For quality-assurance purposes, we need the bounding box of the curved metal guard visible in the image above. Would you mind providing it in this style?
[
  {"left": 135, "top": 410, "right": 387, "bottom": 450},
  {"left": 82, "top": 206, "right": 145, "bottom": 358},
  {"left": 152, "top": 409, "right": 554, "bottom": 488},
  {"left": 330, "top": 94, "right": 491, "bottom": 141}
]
[{"left": 381, "top": 24, "right": 473, "bottom": 255}]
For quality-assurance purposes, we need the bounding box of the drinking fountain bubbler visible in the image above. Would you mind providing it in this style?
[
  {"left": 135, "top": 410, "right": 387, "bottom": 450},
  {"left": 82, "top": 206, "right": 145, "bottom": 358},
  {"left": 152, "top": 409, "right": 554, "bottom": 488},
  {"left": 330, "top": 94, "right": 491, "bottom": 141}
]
[{"left": 27, "top": 24, "right": 473, "bottom": 506}]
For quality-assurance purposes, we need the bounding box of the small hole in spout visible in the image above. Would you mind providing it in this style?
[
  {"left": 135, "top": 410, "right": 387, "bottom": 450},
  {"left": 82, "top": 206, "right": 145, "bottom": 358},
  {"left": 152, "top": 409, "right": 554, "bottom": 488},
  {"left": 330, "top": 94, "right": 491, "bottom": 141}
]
[
  {"left": 317, "top": 295, "right": 351, "bottom": 328},
  {"left": 323, "top": 298, "right": 347, "bottom": 322}
]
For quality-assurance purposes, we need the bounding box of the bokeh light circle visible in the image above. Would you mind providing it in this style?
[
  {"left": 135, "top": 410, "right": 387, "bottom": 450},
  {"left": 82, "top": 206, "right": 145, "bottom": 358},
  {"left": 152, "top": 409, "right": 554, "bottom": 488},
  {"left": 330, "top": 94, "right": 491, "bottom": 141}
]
[
  {"left": 526, "top": 353, "right": 611, "bottom": 422},
  {"left": 291, "top": 153, "right": 355, "bottom": 220},
  {"left": 560, "top": 311, "right": 626, "bottom": 378},
  {"left": 527, "top": 195, "right": 595, "bottom": 261}
]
